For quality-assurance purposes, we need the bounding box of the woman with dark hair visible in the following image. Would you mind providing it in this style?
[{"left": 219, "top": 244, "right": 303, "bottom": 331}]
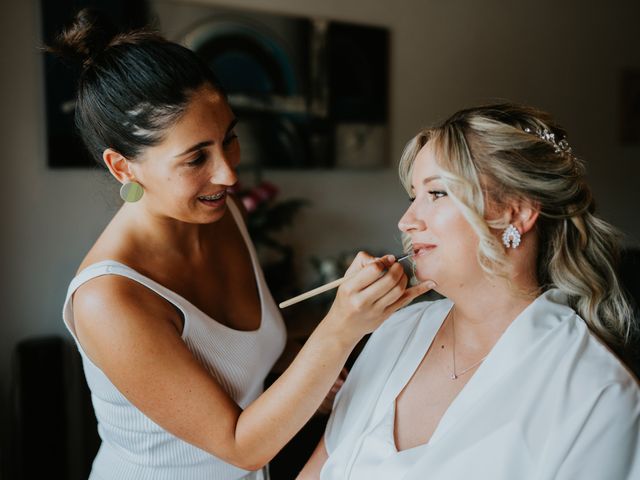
[
  {"left": 299, "top": 103, "right": 640, "bottom": 479},
  {"left": 55, "top": 10, "right": 431, "bottom": 480}
]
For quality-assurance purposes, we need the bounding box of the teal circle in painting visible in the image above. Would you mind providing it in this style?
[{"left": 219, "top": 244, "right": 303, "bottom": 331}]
[{"left": 119, "top": 182, "right": 144, "bottom": 202}]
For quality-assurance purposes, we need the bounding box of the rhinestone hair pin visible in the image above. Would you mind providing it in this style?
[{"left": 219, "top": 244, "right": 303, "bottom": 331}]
[{"left": 524, "top": 126, "right": 572, "bottom": 155}]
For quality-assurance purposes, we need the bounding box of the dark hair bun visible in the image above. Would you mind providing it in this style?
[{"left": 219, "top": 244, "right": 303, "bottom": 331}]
[{"left": 45, "top": 8, "right": 117, "bottom": 67}]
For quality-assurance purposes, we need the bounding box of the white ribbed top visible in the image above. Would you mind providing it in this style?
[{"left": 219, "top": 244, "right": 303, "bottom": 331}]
[{"left": 62, "top": 200, "right": 287, "bottom": 480}]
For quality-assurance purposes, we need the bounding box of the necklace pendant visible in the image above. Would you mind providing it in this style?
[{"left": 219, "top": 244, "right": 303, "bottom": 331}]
[{"left": 450, "top": 373, "right": 457, "bottom": 380}]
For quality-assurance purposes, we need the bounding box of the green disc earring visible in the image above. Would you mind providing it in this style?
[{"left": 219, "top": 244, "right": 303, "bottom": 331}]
[{"left": 119, "top": 181, "right": 144, "bottom": 203}]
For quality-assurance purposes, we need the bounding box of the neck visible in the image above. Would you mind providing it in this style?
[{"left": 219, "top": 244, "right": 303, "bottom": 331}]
[
  {"left": 119, "top": 203, "right": 219, "bottom": 260},
  {"left": 446, "top": 275, "right": 539, "bottom": 350}
]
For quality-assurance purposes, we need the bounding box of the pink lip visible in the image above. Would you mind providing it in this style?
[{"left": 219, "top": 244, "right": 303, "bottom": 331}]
[{"left": 413, "top": 243, "right": 436, "bottom": 256}]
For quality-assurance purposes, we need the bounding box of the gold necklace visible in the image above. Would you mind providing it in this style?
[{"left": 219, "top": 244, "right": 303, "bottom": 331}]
[{"left": 450, "top": 308, "right": 489, "bottom": 380}]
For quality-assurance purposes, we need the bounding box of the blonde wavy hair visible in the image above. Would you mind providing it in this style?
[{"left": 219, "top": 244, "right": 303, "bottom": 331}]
[{"left": 399, "top": 103, "right": 635, "bottom": 350}]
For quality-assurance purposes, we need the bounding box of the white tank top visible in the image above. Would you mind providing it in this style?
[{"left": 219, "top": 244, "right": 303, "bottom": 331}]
[{"left": 62, "top": 199, "right": 287, "bottom": 480}]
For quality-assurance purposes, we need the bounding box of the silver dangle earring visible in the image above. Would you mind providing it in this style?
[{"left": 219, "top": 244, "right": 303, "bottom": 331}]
[
  {"left": 119, "top": 181, "right": 144, "bottom": 203},
  {"left": 502, "top": 224, "right": 521, "bottom": 249}
]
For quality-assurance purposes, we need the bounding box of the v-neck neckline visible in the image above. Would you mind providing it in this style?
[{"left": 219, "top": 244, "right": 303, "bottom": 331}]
[
  {"left": 74, "top": 199, "right": 266, "bottom": 335},
  {"left": 387, "top": 302, "right": 453, "bottom": 453},
  {"left": 372, "top": 294, "right": 546, "bottom": 449}
]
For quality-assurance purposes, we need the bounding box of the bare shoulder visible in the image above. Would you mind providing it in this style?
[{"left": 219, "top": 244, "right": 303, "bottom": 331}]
[
  {"left": 74, "top": 273, "right": 176, "bottom": 316},
  {"left": 73, "top": 275, "right": 182, "bottom": 363},
  {"left": 70, "top": 271, "right": 250, "bottom": 459}
]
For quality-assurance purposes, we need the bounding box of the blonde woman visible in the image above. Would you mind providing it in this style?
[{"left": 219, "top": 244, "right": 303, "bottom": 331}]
[{"left": 299, "top": 103, "right": 639, "bottom": 479}]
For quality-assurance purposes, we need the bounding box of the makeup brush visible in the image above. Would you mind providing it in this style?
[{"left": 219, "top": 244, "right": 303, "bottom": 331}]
[{"left": 278, "top": 252, "right": 415, "bottom": 309}]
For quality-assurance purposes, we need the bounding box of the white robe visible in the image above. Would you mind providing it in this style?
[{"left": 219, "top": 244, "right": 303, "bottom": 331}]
[{"left": 322, "top": 290, "right": 640, "bottom": 479}]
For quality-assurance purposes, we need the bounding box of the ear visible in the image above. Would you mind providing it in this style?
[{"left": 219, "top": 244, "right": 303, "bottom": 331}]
[
  {"left": 508, "top": 199, "right": 539, "bottom": 235},
  {"left": 103, "top": 148, "right": 136, "bottom": 184}
]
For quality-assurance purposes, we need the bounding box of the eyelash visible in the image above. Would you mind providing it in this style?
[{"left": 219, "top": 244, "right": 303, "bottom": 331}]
[
  {"left": 187, "top": 152, "right": 207, "bottom": 167},
  {"left": 428, "top": 190, "right": 447, "bottom": 200},
  {"left": 409, "top": 190, "right": 447, "bottom": 203},
  {"left": 186, "top": 132, "right": 237, "bottom": 167},
  {"left": 223, "top": 132, "right": 238, "bottom": 146}
]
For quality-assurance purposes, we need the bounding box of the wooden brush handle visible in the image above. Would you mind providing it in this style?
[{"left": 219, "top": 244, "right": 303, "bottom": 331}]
[
  {"left": 278, "top": 276, "right": 346, "bottom": 309},
  {"left": 278, "top": 253, "right": 413, "bottom": 309}
]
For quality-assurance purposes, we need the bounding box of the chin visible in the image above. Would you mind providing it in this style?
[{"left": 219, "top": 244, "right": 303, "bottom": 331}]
[
  {"left": 414, "top": 266, "right": 438, "bottom": 283},
  {"left": 173, "top": 210, "right": 225, "bottom": 225},
  {"left": 200, "top": 212, "right": 227, "bottom": 225},
  {"left": 195, "top": 204, "right": 229, "bottom": 222}
]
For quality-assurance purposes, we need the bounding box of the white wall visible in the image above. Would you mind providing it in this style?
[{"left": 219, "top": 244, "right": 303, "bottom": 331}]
[
  {"left": 149, "top": 0, "right": 640, "bottom": 279},
  {"left": 2, "top": 0, "right": 639, "bottom": 471}
]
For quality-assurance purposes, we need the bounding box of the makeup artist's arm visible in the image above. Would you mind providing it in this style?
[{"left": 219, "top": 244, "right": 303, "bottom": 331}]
[
  {"left": 271, "top": 337, "right": 348, "bottom": 416},
  {"left": 72, "top": 252, "right": 432, "bottom": 471}
]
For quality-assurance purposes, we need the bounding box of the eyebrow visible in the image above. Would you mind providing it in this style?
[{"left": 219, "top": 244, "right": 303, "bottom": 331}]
[
  {"left": 410, "top": 175, "right": 441, "bottom": 191},
  {"left": 174, "top": 118, "right": 238, "bottom": 158}
]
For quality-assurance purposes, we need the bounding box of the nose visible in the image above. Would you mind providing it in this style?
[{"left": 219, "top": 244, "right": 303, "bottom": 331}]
[
  {"left": 209, "top": 155, "right": 238, "bottom": 187},
  {"left": 398, "top": 203, "right": 425, "bottom": 233}
]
